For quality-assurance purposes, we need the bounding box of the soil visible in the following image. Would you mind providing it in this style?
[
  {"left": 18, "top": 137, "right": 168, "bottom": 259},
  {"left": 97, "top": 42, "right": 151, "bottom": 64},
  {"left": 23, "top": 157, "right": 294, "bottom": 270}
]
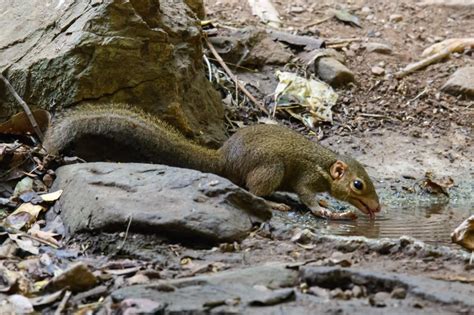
[
  {"left": 78, "top": 0, "right": 473, "bottom": 312},
  {"left": 1, "top": 0, "right": 473, "bottom": 313},
  {"left": 203, "top": 0, "right": 473, "bottom": 246}
]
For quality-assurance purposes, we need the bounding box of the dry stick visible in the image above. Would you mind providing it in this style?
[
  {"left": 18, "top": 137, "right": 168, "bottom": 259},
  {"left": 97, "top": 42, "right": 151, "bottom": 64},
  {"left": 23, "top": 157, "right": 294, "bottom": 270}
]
[
  {"left": 324, "top": 37, "right": 362, "bottom": 45},
  {"left": 394, "top": 44, "right": 463, "bottom": 78},
  {"left": 304, "top": 15, "right": 333, "bottom": 28},
  {"left": 0, "top": 74, "right": 44, "bottom": 141},
  {"left": 117, "top": 215, "right": 133, "bottom": 251},
  {"left": 204, "top": 37, "right": 269, "bottom": 115},
  {"left": 54, "top": 290, "right": 72, "bottom": 315}
]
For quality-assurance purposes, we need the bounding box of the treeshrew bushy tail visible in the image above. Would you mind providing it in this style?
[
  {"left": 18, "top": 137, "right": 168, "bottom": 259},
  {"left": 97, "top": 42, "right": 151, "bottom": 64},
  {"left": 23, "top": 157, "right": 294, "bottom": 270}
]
[{"left": 43, "top": 105, "right": 224, "bottom": 174}]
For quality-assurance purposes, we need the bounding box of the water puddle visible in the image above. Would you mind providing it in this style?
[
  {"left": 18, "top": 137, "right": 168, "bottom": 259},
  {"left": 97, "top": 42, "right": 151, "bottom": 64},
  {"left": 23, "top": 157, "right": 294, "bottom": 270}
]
[{"left": 278, "top": 202, "right": 473, "bottom": 247}]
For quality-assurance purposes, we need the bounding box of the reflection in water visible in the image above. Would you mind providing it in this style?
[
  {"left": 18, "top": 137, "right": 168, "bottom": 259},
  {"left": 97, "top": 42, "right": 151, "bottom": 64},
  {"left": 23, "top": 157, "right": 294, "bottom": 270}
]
[{"left": 281, "top": 203, "right": 473, "bottom": 247}]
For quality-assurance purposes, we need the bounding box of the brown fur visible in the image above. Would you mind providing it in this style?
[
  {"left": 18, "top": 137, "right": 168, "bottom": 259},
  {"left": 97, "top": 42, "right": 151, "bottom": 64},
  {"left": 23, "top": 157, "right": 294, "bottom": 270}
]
[{"left": 44, "top": 104, "right": 380, "bottom": 217}]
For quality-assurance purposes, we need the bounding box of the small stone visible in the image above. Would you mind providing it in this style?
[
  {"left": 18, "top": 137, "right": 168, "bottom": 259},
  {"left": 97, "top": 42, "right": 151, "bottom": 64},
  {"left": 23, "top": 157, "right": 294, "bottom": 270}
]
[
  {"left": 290, "top": 6, "right": 305, "bottom": 13},
  {"left": 316, "top": 57, "right": 355, "bottom": 87},
  {"left": 126, "top": 273, "right": 150, "bottom": 285},
  {"left": 389, "top": 14, "right": 403, "bottom": 22},
  {"left": 441, "top": 67, "right": 474, "bottom": 99},
  {"left": 352, "top": 285, "right": 363, "bottom": 298},
  {"left": 328, "top": 251, "right": 352, "bottom": 267},
  {"left": 361, "top": 6, "right": 371, "bottom": 14},
  {"left": 343, "top": 289, "right": 353, "bottom": 299},
  {"left": 391, "top": 287, "right": 407, "bottom": 299},
  {"left": 330, "top": 288, "right": 346, "bottom": 299},
  {"left": 369, "top": 291, "right": 390, "bottom": 307},
  {"left": 413, "top": 302, "right": 424, "bottom": 309},
  {"left": 7, "top": 295, "right": 34, "bottom": 314},
  {"left": 291, "top": 229, "right": 315, "bottom": 245},
  {"left": 308, "top": 286, "right": 330, "bottom": 299},
  {"left": 43, "top": 174, "right": 54, "bottom": 187},
  {"left": 349, "top": 43, "right": 361, "bottom": 51},
  {"left": 371, "top": 66, "right": 385, "bottom": 76},
  {"left": 366, "top": 42, "right": 393, "bottom": 54}
]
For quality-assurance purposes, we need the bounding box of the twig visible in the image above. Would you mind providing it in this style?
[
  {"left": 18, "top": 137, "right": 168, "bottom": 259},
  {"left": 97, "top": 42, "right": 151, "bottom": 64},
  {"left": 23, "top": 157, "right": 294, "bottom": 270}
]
[
  {"left": 54, "top": 290, "right": 71, "bottom": 315},
  {"left": 2, "top": 225, "right": 60, "bottom": 248},
  {"left": 0, "top": 74, "right": 44, "bottom": 141},
  {"left": 358, "top": 113, "right": 388, "bottom": 118},
  {"left": 408, "top": 87, "right": 429, "bottom": 103},
  {"left": 204, "top": 37, "right": 269, "bottom": 115},
  {"left": 324, "top": 37, "right": 362, "bottom": 45},
  {"left": 203, "top": 55, "right": 213, "bottom": 82},
  {"left": 117, "top": 215, "right": 133, "bottom": 251},
  {"left": 304, "top": 16, "right": 333, "bottom": 28},
  {"left": 394, "top": 45, "right": 458, "bottom": 78}
]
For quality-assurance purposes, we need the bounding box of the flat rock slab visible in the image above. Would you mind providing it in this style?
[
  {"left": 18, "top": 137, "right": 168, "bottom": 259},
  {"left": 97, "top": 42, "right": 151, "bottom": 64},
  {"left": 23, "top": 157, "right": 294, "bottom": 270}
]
[
  {"left": 111, "top": 263, "right": 473, "bottom": 314},
  {"left": 49, "top": 163, "right": 271, "bottom": 243},
  {"left": 300, "top": 266, "right": 474, "bottom": 309},
  {"left": 441, "top": 66, "right": 474, "bottom": 99}
]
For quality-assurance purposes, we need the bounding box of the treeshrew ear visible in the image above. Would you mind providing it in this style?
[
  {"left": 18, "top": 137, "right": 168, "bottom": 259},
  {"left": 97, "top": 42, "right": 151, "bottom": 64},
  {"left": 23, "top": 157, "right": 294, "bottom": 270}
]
[{"left": 330, "top": 160, "right": 348, "bottom": 180}]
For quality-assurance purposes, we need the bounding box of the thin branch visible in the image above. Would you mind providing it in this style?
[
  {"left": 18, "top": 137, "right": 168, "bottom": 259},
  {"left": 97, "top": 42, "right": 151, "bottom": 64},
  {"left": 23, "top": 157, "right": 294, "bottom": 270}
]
[
  {"left": 394, "top": 45, "right": 457, "bottom": 78},
  {"left": 204, "top": 37, "right": 269, "bottom": 115},
  {"left": 54, "top": 290, "right": 71, "bottom": 315},
  {"left": 0, "top": 74, "right": 44, "bottom": 141},
  {"left": 117, "top": 215, "right": 133, "bottom": 251}
]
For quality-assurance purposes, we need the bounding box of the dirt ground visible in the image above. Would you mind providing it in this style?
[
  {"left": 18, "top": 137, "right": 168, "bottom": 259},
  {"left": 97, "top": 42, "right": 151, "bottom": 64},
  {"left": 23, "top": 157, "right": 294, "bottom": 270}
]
[
  {"left": 204, "top": 0, "right": 473, "bottom": 179},
  {"left": 1, "top": 1, "right": 473, "bottom": 313}
]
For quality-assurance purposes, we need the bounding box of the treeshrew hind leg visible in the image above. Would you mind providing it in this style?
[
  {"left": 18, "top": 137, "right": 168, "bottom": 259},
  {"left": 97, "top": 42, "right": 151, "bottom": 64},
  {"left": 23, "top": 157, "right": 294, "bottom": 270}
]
[{"left": 246, "top": 163, "right": 292, "bottom": 211}]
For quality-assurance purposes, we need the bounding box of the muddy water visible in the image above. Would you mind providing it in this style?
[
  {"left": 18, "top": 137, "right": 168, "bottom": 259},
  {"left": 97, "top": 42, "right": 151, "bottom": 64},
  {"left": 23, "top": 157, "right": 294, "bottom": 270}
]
[{"left": 278, "top": 202, "right": 473, "bottom": 247}]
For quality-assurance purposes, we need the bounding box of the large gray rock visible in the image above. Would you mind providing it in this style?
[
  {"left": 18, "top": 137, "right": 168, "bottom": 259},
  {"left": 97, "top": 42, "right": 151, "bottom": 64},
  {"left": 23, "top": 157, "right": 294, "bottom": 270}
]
[
  {"left": 441, "top": 66, "right": 474, "bottom": 99},
  {"left": 0, "top": 0, "right": 224, "bottom": 145},
  {"left": 49, "top": 163, "right": 271, "bottom": 243}
]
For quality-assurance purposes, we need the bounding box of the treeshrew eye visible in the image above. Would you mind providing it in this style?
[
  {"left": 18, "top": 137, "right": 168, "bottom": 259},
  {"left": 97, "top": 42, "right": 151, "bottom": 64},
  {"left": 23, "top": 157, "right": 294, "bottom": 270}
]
[{"left": 353, "top": 180, "right": 363, "bottom": 190}]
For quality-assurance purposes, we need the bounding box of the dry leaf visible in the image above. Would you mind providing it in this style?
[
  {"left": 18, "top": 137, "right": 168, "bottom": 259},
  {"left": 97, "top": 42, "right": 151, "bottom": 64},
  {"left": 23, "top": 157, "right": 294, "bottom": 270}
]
[
  {"left": 0, "top": 109, "right": 50, "bottom": 135},
  {"left": 28, "top": 228, "right": 61, "bottom": 248},
  {"left": 329, "top": 9, "right": 361, "bottom": 27},
  {"left": 9, "top": 234, "right": 39, "bottom": 255},
  {"left": 29, "top": 290, "right": 65, "bottom": 306},
  {"left": 39, "top": 190, "right": 63, "bottom": 202},
  {"left": 5, "top": 203, "right": 46, "bottom": 230},
  {"left": 274, "top": 71, "right": 338, "bottom": 126},
  {"left": 248, "top": 0, "right": 282, "bottom": 28},
  {"left": 451, "top": 215, "right": 474, "bottom": 251},
  {"left": 0, "top": 267, "right": 20, "bottom": 293},
  {"left": 422, "top": 171, "right": 454, "bottom": 196}
]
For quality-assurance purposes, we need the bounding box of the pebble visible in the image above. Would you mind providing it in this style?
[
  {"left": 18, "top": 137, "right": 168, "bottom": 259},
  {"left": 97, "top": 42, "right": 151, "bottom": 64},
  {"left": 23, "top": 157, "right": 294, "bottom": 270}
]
[
  {"left": 316, "top": 57, "right": 355, "bottom": 87},
  {"left": 389, "top": 14, "right": 403, "bottom": 22},
  {"left": 369, "top": 291, "right": 391, "bottom": 307},
  {"left": 366, "top": 42, "right": 393, "bottom": 54},
  {"left": 441, "top": 66, "right": 474, "bottom": 99},
  {"left": 371, "top": 66, "right": 385, "bottom": 76},
  {"left": 330, "top": 288, "right": 346, "bottom": 299},
  {"left": 352, "top": 285, "right": 364, "bottom": 298},
  {"left": 391, "top": 287, "right": 407, "bottom": 299},
  {"left": 308, "top": 286, "right": 330, "bottom": 299}
]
